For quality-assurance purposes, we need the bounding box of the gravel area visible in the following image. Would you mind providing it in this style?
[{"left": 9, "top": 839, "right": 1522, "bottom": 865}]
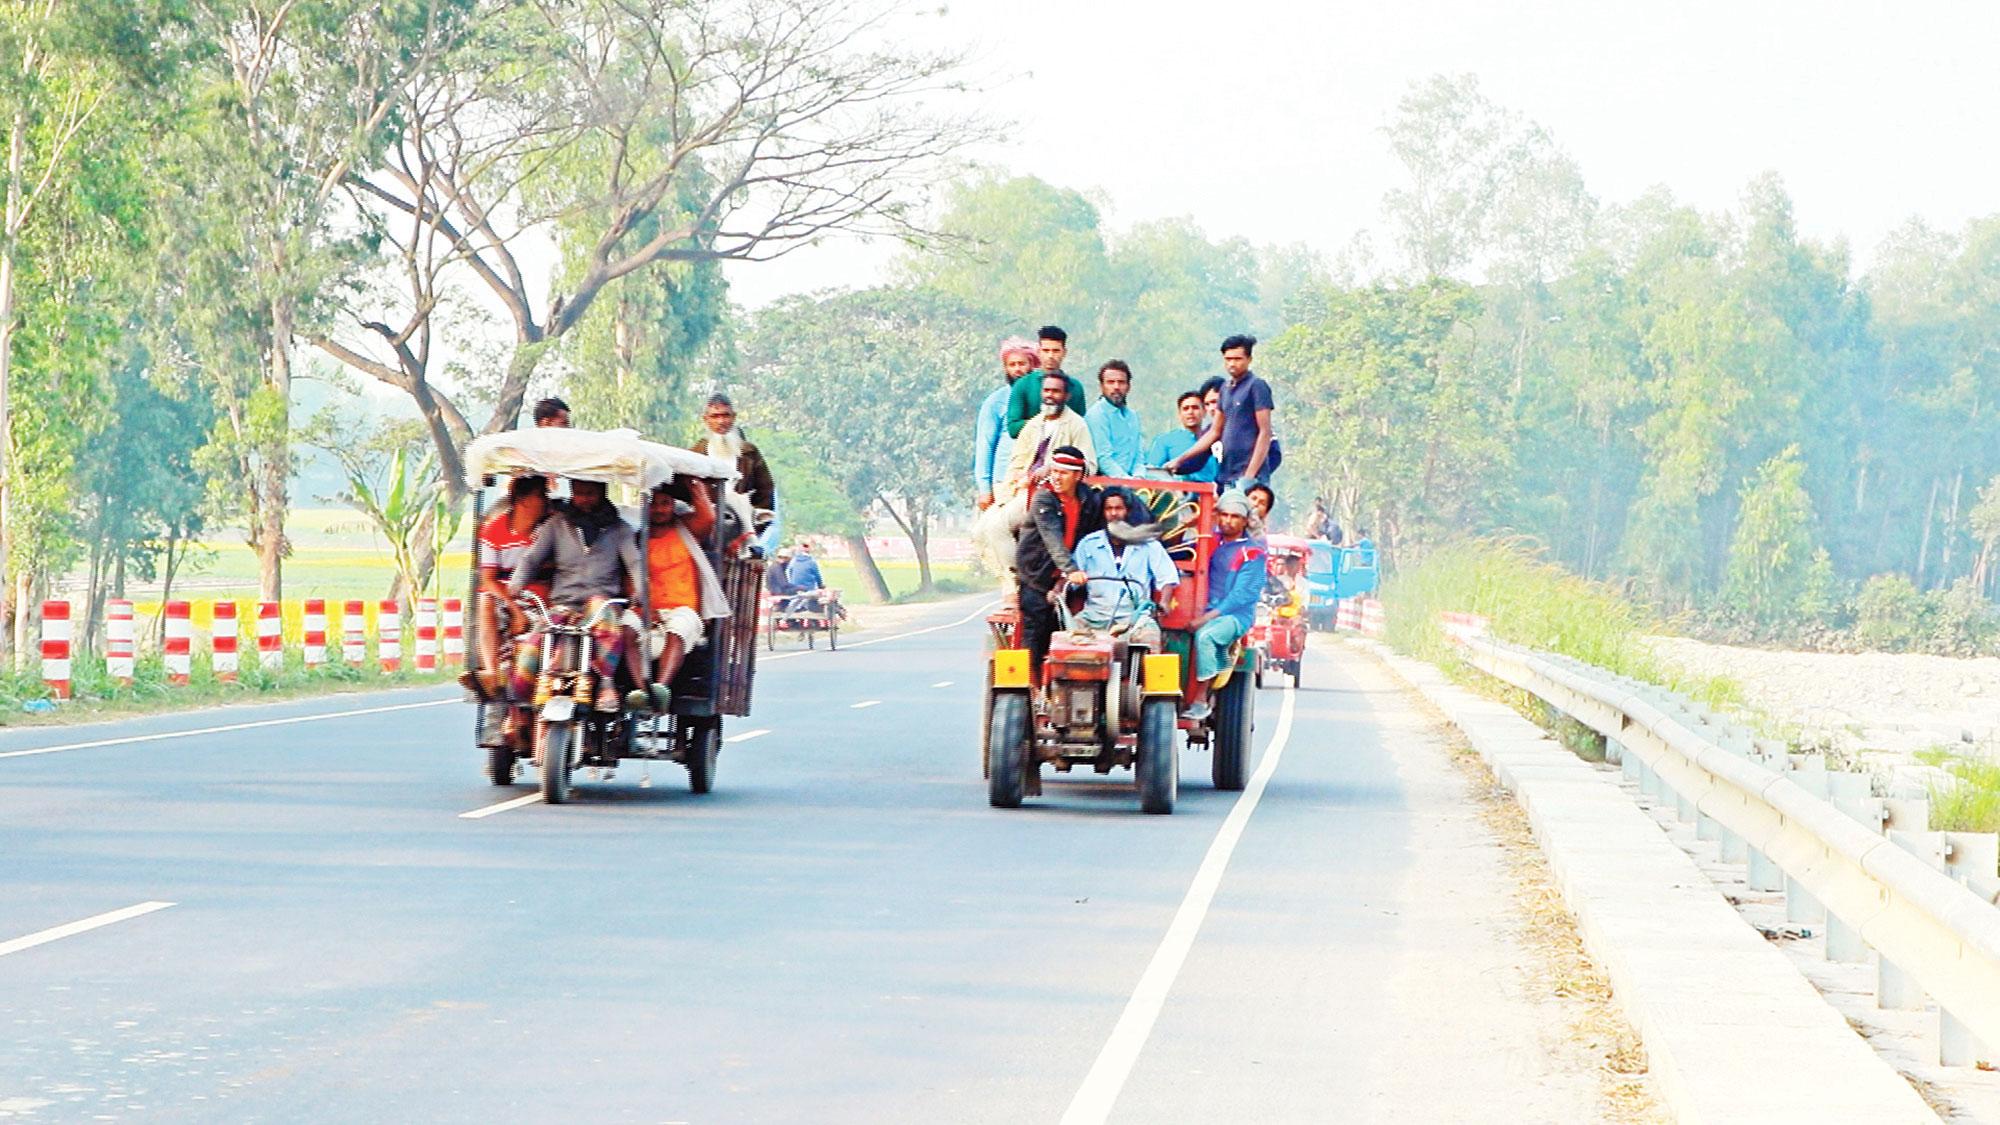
[{"left": 1647, "top": 636, "right": 2000, "bottom": 772}]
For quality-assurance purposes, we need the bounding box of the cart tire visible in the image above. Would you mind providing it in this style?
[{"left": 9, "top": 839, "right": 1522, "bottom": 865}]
[
  {"left": 1254, "top": 659, "right": 1265, "bottom": 690},
  {"left": 487, "top": 741, "right": 515, "bottom": 786},
  {"left": 540, "top": 722, "right": 572, "bottom": 804},
  {"left": 828, "top": 618, "right": 838, "bottom": 651},
  {"left": 686, "top": 720, "right": 721, "bottom": 795},
  {"left": 766, "top": 612, "right": 777, "bottom": 651},
  {"left": 1137, "top": 698, "right": 1178, "bottom": 815},
  {"left": 1291, "top": 660, "right": 1303, "bottom": 689},
  {"left": 987, "top": 692, "right": 1030, "bottom": 808},
  {"left": 1211, "top": 673, "right": 1253, "bottom": 791}
]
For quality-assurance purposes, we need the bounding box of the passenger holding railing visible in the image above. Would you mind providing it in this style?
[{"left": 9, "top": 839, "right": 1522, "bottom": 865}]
[
  {"left": 627, "top": 478, "right": 728, "bottom": 713},
  {"left": 1180, "top": 490, "right": 1267, "bottom": 723}
]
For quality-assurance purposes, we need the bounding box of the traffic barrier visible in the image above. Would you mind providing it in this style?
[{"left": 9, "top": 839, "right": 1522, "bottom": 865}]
[
  {"left": 415, "top": 597, "right": 438, "bottom": 672},
  {"left": 210, "top": 601, "right": 238, "bottom": 680},
  {"left": 1358, "top": 597, "right": 1385, "bottom": 638},
  {"left": 256, "top": 601, "right": 282, "bottom": 671},
  {"left": 1335, "top": 599, "right": 1362, "bottom": 632},
  {"left": 442, "top": 598, "right": 464, "bottom": 664},
  {"left": 378, "top": 600, "right": 402, "bottom": 673},
  {"left": 105, "top": 599, "right": 135, "bottom": 684},
  {"left": 302, "top": 599, "right": 327, "bottom": 668},
  {"left": 163, "top": 600, "right": 191, "bottom": 685},
  {"left": 1438, "top": 610, "right": 1488, "bottom": 643},
  {"left": 341, "top": 600, "right": 366, "bottom": 664},
  {"left": 40, "top": 600, "right": 71, "bottom": 699}
]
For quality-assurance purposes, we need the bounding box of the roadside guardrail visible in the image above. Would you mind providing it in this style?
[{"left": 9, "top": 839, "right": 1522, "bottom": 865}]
[{"left": 1451, "top": 629, "right": 2000, "bottom": 1068}]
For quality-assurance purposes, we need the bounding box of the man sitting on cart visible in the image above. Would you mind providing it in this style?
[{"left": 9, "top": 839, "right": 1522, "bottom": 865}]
[
  {"left": 1015, "top": 446, "right": 1103, "bottom": 684},
  {"left": 629, "top": 477, "right": 730, "bottom": 711},
  {"left": 1180, "top": 490, "right": 1267, "bottom": 723},
  {"left": 1068, "top": 487, "right": 1178, "bottom": 652},
  {"left": 465, "top": 473, "right": 551, "bottom": 744},
  {"left": 507, "top": 477, "right": 642, "bottom": 713}
]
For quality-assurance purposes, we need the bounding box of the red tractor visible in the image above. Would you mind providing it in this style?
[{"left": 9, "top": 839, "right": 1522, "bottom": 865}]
[{"left": 979, "top": 478, "right": 1257, "bottom": 814}]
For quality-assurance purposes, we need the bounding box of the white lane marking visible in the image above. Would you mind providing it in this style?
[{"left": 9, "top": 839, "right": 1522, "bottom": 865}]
[
  {"left": 760, "top": 601, "right": 996, "bottom": 663},
  {"left": 0, "top": 901, "right": 176, "bottom": 959},
  {"left": 932, "top": 681, "right": 953, "bottom": 688},
  {"left": 0, "top": 698, "right": 455, "bottom": 761},
  {"left": 458, "top": 793, "right": 542, "bottom": 820},
  {"left": 724, "top": 728, "right": 770, "bottom": 744},
  {"left": 1060, "top": 686, "right": 1300, "bottom": 1125},
  {"left": 850, "top": 700, "right": 881, "bottom": 710}
]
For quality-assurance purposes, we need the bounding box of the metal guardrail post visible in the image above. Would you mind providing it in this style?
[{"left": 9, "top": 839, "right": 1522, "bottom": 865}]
[{"left": 1747, "top": 847, "right": 1785, "bottom": 893}]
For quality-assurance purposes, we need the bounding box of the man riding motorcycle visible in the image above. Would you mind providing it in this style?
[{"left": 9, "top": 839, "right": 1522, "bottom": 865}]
[{"left": 507, "top": 478, "right": 641, "bottom": 713}]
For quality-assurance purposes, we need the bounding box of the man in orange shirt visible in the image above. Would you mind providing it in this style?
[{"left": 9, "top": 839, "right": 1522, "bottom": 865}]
[{"left": 630, "top": 478, "right": 730, "bottom": 711}]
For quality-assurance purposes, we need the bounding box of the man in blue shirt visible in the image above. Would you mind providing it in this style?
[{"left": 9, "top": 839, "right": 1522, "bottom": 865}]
[
  {"left": 1145, "top": 390, "right": 1218, "bottom": 482},
  {"left": 1084, "top": 359, "right": 1143, "bottom": 479},
  {"left": 1167, "top": 334, "right": 1282, "bottom": 488},
  {"left": 1181, "top": 490, "right": 1267, "bottom": 722},
  {"left": 1069, "top": 488, "right": 1179, "bottom": 651},
  {"left": 786, "top": 541, "right": 825, "bottom": 591},
  {"left": 974, "top": 338, "right": 1037, "bottom": 511}
]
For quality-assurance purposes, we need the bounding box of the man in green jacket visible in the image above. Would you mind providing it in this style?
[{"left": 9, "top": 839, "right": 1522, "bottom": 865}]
[{"left": 1004, "top": 325, "right": 1086, "bottom": 438}]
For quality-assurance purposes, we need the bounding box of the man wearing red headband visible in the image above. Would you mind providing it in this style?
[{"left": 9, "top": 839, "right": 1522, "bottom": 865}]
[{"left": 1015, "top": 445, "right": 1103, "bottom": 682}]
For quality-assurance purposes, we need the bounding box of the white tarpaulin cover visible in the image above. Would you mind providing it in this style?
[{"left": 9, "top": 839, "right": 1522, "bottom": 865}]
[{"left": 464, "top": 427, "right": 735, "bottom": 491}]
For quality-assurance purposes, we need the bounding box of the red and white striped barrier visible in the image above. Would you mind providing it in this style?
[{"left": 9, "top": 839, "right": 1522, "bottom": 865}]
[
  {"left": 164, "top": 600, "right": 192, "bottom": 685},
  {"left": 211, "top": 601, "right": 239, "bottom": 680},
  {"left": 415, "top": 597, "right": 438, "bottom": 672},
  {"left": 256, "top": 601, "right": 282, "bottom": 671},
  {"left": 341, "top": 600, "right": 366, "bottom": 664},
  {"left": 105, "top": 599, "right": 135, "bottom": 684},
  {"left": 1440, "top": 611, "right": 1490, "bottom": 644},
  {"left": 1359, "top": 597, "right": 1386, "bottom": 638},
  {"left": 302, "top": 599, "right": 327, "bottom": 668},
  {"left": 1335, "top": 599, "right": 1363, "bottom": 632},
  {"left": 40, "top": 600, "right": 71, "bottom": 699},
  {"left": 378, "top": 600, "right": 402, "bottom": 673},
  {"left": 442, "top": 598, "right": 464, "bottom": 665}
]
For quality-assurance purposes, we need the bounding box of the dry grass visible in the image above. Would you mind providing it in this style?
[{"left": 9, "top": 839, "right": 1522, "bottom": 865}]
[{"left": 1434, "top": 726, "right": 1663, "bottom": 1123}]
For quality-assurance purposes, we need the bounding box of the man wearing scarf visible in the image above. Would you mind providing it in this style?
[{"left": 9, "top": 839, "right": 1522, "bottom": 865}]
[
  {"left": 507, "top": 478, "right": 641, "bottom": 713},
  {"left": 1069, "top": 487, "right": 1179, "bottom": 651},
  {"left": 1015, "top": 446, "right": 1103, "bottom": 682}
]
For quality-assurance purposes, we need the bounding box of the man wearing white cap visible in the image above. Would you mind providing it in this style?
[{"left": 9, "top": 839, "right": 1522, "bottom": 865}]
[{"left": 1182, "top": 489, "right": 1268, "bottom": 722}]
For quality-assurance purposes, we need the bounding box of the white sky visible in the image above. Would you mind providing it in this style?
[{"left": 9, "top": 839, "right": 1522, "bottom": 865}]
[{"left": 724, "top": 0, "right": 2000, "bottom": 306}]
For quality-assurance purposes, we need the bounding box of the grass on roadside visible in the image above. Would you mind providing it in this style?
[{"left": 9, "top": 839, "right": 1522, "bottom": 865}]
[
  {"left": 1914, "top": 745, "right": 2000, "bottom": 835},
  {"left": 1381, "top": 536, "right": 1739, "bottom": 708},
  {"left": 0, "top": 649, "right": 452, "bottom": 728}
]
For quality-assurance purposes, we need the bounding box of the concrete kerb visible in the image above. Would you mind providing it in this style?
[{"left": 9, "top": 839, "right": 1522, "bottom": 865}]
[{"left": 1354, "top": 638, "right": 1939, "bottom": 1124}]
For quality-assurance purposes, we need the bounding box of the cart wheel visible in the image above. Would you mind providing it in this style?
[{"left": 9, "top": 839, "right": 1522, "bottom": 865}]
[
  {"left": 828, "top": 618, "right": 838, "bottom": 651},
  {"left": 1137, "top": 698, "right": 1178, "bottom": 815},
  {"left": 685, "top": 719, "right": 721, "bottom": 795},
  {"left": 540, "top": 722, "right": 572, "bottom": 804},
  {"left": 1254, "top": 659, "right": 1265, "bottom": 690},
  {"left": 766, "top": 611, "right": 777, "bottom": 651},
  {"left": 987, "top": 692, "right": 1030, "bottom": 808},
  {"left": 1291, "top": 660, "right": 1303, "bottom": 689},
  {"left": 1211, "top": 673, "right": 1253, "bottom": 791}
]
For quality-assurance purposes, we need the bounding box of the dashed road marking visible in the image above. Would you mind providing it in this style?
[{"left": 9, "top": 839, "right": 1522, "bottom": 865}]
[
  {"left": 850, "top": 700, "right": 882, "bottom": 710},
  {"left": 0, "top": 901, "right": 176, "bottom": 959},
  {"left": 458, "top": 793, "right": 542, "bottom": 820},
  {"left": 1060, "top": 686, "right": 1300, "bottom": 1125},
  {"left": 932, "top": 681, "right": 953, "bottom": 688},
  {"left": 725, "top": 728, "right": 771, "bottom": 743}
]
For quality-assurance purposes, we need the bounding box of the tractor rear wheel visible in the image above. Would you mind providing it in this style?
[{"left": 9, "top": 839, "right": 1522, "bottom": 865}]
[{"left": 1212, "top": 672, "right": 1253, "bottom": 791}]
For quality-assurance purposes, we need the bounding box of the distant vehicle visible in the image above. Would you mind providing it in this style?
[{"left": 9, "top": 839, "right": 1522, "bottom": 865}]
[
  {"left": 462, "top": 428, "right": 764, "bottom": 804},
  {"left": 765, "top": 587, "right": 842, "bottom": 651},
  {"left": 1302, "top": 538, "right": 1379, "bottom": 631},
  {"left": 1251, "top": 534, "right": 1311, "bottom": 688}
]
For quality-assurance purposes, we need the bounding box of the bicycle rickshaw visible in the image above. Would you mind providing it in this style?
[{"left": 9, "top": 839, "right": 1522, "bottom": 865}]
[
  {"left": 1250, "top": 533, "right": 1310, "bottom": 689},
  {"left": 977, "top": 477, "right": 1257, "bottom": 814},
  {"left": 764, "top": 586, "right": 842, "bottom": 650},
  {"left": 462, "top": 428, "right": 765, "bottom": 803}
]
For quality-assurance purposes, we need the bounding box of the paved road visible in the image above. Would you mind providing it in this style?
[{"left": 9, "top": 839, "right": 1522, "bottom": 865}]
[{"left": 1, "top": 597, "right": 1606, "bottom": 1122}]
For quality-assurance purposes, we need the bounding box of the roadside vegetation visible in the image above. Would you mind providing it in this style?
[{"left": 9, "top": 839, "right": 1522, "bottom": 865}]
[
  {"left": 1914, "top": 747, "right": 2000, "bottom": 834},
  {"left": 0, "top": 651, "right": 452, "bottom": 728}
]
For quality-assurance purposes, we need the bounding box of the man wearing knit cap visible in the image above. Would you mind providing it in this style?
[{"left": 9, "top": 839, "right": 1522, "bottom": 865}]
[
  {"left": 1182, "top": 489, "right": 1267, "bottom": 722},
  {"left": 1015, "top": 445, "right": 1102, "bottom": 682}
]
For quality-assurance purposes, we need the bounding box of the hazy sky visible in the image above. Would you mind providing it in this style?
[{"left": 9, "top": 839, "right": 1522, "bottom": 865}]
[{"left": 724, "top": 0, "right": 2000, "bottom": 306}]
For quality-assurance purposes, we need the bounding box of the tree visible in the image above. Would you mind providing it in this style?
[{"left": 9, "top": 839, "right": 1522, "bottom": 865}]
[
  {"left": 325, "top": 0, "right": 983, "bottom": 503},
  {"left": 1722, "top": 445, "right": 1818, "bottom": 625},
  {"left": 740, "top": 286, "right": 1009, "bottom": 596},
  {"left": 1379, "top": 74, "right": 1517, "bottom": 279}
]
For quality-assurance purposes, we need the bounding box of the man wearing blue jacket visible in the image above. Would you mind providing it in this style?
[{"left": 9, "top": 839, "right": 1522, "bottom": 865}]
[{"left": 1181, "top": 490, "right": 1267, "bottom": 722}]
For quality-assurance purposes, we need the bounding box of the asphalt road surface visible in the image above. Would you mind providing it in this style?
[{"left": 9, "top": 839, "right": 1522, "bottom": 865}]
[{"left": 2, "top": 596, "right": 1607, "bottom": 1122}]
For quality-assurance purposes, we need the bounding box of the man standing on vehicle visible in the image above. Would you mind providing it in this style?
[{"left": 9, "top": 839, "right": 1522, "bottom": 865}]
[
  {"left": 1180, "top": 490, "right": 1267, "bottom": 723},
  {"left": 1070, "top": 487, "right": 1179, "bottom": 651},
  {"left": 691, "top": 393, "right": 777, "bottom": 515},
  {"left": 1146, "top": 390, "right": 1218, "bottom": 482},
  {"left": 1004, "top": 326, "right": 1085, "bottom": 439},
  {"left": 975, "top": 338, "right": 1037, "bottom": 512},
  {"left": 507, "top": 478, "right": 642, "bottom": 713},
  {"left": 1167, "top": 335, "right": 1281, "bottom": 489},
  {"left": 1085, "top": 360, "right": 1143, "bottom": 478},
  {"left": 1015, "top": 446, "right": 1102, "bottom": 683},
  {"left": 532, "top": 397, "right": 572, "bottom": 428},
  {"left": 973, "top": 370, "right": 1096, "bottom": 593}
]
